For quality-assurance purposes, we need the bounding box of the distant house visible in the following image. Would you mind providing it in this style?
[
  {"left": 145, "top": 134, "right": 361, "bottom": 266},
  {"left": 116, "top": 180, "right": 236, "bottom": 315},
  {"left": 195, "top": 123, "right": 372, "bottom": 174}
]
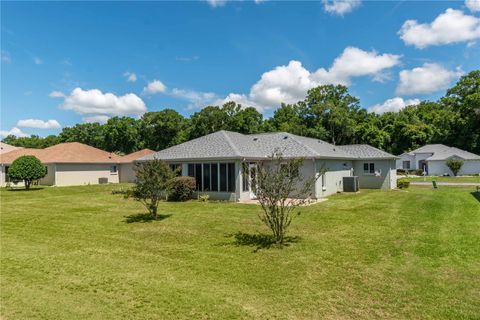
[
  {"left": 138, "top": 130, "right": 398, "bottom": 201},
  {"left": 118, "top": 148, "right": 155, "bottom": 182},
  {"left": 0, "top": 142, "right": 155, "bottom": 187},
  {"left": 396, "top": 144, "right": 480, "bottom": 176},
  {"left": 0, "top": 142, "right": 21, "bottom": 154}
]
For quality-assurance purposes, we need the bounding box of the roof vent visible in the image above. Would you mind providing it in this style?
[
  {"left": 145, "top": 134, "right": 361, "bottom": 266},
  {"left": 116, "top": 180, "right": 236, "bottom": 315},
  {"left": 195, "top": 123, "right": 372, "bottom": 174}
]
[
  {"left": 253, "top": 137, "right": 258, "bottom": 141},
  {"left": 283, "top": 136, "right": 288, "bottom": 140}
]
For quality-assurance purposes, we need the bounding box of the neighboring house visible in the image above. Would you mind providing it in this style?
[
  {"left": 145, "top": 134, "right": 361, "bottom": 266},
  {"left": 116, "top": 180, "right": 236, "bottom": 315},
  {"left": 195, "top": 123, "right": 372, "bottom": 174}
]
[
  {"left": 0, "top": 142, "right": 21, "bottom": 154},
  {"left": 118, "top": 148, "right": 155, "bottom": 182},
  {"left": 139, "top": 130, "right": 398, "bottom": 201},
  {"left": 396, "top": 144, "right": 480, "bottom": 176},
  {"left": 0, "top": 142, "right": 155, "bottom": 187}
]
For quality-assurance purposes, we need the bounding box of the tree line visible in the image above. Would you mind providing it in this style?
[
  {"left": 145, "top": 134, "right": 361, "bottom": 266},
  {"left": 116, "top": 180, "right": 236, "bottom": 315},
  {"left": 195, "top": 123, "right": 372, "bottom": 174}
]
[{"left": 3, "top": 70, "right": 479, "bottom": 155}]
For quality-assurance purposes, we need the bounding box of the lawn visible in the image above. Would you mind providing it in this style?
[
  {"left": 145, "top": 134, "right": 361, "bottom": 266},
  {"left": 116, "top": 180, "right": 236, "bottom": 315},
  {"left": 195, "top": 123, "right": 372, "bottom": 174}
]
[
  {"left": 1, "top": 184, "right": 479, "bottom": 319},
  {"left": 400, "top": 175, "right": 480, "bottom": 183}
]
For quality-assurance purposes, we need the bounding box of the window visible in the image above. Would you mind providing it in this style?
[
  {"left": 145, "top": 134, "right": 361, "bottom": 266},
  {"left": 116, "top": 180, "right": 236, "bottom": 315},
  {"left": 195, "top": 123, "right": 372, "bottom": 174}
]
[
  {"left": 110, "top": 165, "right": 117, "bottom": 173},
  {"left": 363, "top": 163, "right": 375, "bottom": 174},
  {"left": 5, "top": 166, "right": 9, "bottom": 182},
  {"left": 211, "top": 163, "right": 218, "bottom": 192},
  {"left": 321, "top": 173, "right": 326, "bottom": 189},
  {"left": 203, "top": 163, "right": 211, "bottom": 191},
  {"left": 402, "top": 161, "right": 410, "bottom": 170},
  {"left": 219, "top": 163, "right": 227, "bottom": 192},
  {"left": 227, "top": 163, "right": 235, "bottom": 192},
  {"left": 45, "top": 166, "right": 48, "bottom": 174}
]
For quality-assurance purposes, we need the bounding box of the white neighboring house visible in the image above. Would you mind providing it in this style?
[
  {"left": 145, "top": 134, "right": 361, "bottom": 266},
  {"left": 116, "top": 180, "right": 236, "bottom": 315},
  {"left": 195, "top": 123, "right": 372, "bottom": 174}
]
[
  {"left": 138, "top": 130, "right": 398, "bottom": 201},
  {"left": 396, "top": 144, "right": 480, "bottom": 176}
]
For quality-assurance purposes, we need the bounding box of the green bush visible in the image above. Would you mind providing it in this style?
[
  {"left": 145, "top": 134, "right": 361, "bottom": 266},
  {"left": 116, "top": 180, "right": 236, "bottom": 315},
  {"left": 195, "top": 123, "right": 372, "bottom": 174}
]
[
  {"left": 198, "top": 193, "right": 210, "bottom": 202},
  {"left": 7, "top": 155, "right": 46, "bottom": 190},
  {"left": 397, "top": 179, "right": 410, "bottom": 189},
  {"left": 446, "top": 159, "right": 464, "bottom": 176},
  {"left": 168, "top": 176, "right": 196, "bottom": 201}
]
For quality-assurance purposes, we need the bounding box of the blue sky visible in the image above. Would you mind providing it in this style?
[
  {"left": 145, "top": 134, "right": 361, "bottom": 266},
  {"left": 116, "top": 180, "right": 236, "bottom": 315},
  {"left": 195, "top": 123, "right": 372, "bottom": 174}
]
[{"left": 1, "top": 0, "right": 479, "bottom": 137}]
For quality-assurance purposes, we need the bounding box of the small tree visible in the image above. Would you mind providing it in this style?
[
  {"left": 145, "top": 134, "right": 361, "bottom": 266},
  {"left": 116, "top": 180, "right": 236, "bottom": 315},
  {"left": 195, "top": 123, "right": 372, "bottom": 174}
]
[
  {"left": 127, "top": 159, "right": 176, "bottom": 219},
  {"left": 251, "top": 151, "right": 321, "bottom": 244},
  {"left": 446, "top": 159, "right": 464, "bottom": 176},
  {"left": 7, "top": 155, "right": 46, "bottom": 190}
]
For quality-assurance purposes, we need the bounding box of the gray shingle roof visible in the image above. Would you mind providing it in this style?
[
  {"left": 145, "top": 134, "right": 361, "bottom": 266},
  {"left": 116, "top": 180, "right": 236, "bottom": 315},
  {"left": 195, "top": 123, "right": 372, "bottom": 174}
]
[
  {"left": 405, "top": 144, "right": 480, "bottom": 160},
  {"left": 337, "top": 144, "right": 398, "bottom": 159},
  {"left": 139, "top": 130, "right": 396, "bottom": 161}
]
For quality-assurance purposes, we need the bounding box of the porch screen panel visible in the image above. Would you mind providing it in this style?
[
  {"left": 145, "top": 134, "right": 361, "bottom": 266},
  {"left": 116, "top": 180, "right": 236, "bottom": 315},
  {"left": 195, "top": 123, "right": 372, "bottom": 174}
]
[
  {"left": 188, "top": 164, "right": 195, "bottom": 177},
  {"left": 227, "top": 163, "right": 235, "bottom": 192},
  {"left": 219, "top": 164, "right": 227, "bottom": 192},
  {"left": 203, "top": 164, "right": 211, "bottom": 191},
  {"left": 195, "top": 164, "right": 202, "bottom": 190},
  {"left": 211, "top": 163, "right": 218, "bottom": 192}
]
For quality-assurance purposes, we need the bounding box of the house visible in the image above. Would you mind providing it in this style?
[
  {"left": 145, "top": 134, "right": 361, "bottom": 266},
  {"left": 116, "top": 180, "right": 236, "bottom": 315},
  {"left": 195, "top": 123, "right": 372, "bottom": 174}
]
[
  {"left": 138, "top": 130, "right": 398, "bottom": 201},
  {"left": 0, "top": 142, "right": 155, "bottom": 187},
  {"left": 0, "top": 142, "right": 21, "bottom": 154},
  {"left": 118, "top": 148, "right": 155, "bottom": 182},
  {"left": 396, "top": 144, "right": 480, "bottom": 176}
]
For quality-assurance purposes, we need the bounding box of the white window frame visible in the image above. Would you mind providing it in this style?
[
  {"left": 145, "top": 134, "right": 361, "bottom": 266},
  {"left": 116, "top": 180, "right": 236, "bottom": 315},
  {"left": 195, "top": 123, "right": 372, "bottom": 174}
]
[{"left": 363, "top": 162, "right": 375, "bottom": 175}]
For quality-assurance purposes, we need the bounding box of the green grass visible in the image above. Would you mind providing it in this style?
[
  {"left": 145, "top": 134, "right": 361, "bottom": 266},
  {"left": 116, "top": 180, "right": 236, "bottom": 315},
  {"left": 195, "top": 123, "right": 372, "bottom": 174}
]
[
  {"left": 400, "top": 176, "right": 480, "bottom": 183},
  {"left": 1, "top": 184, "right": 479, "bottom": 319}
]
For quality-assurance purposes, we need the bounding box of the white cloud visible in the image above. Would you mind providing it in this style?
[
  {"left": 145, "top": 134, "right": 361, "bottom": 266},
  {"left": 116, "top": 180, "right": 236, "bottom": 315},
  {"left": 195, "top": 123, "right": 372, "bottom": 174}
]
[
  {"left": 143, "top": 80, "right": 167, "bottom": 94},
  {"left": 123, "top": 72, "right": 137, "bottom": 82},
  {"left": 171, "top": 88, "right": 218, "bottom": 108},
  {"left": 322, "top": 0, "right": 361, "bottom": 16},
  {"left": 399, "top": 8, "right": 480, "bottom": 48},
  {"left": 55, "top": 88, "right": 147, "bottom": 119},
  {"left": 82, "top": 115, "right": 110, "bottom": 124},
  {"left": 17, "top": 119, "right": 61, "bottom": 129},
  {"left": 175, "top": 56, "right": 199, "bottom": 62},
  {"left": 368, "top": 97, "right": 421, "bottom": 114},
  {"left": 0, "top": 127, "right": 28, "bottom": 138},
  {"left": 49, "top": 91, "right": 66, "bottom": 98},
  {"left": 207, "top": 0, "right": 226, "bottom": 7},
  {"left": 33, "top": 57, "right": 43, "bottom": 65},
  {"left": 222, "top": 47, "right": 400, "bottom": 111},
  {"left": 396, "top": 63, "right": 463, "bottom": 95},
  {"left": 1, "top": 50, "right": 11, "bottom": 63},
  {"left": 466, "top": 0, "right": 480, "bottom": 12}
]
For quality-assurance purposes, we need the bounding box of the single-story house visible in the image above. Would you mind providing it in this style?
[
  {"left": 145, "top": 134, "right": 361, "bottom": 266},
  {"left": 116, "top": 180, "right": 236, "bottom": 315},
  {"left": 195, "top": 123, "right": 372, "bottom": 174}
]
[
  {"left": 118, "top": 148, "right": 155, "bottom": 182},
  {"left": 138, "top": 130, "right": 398, "bottom": 201},
  {"left": 0, "top": 142, "right": 155, "bottom": 187},
  {"left": 396, "top": 144, "right": 480, "bottom": 176}
]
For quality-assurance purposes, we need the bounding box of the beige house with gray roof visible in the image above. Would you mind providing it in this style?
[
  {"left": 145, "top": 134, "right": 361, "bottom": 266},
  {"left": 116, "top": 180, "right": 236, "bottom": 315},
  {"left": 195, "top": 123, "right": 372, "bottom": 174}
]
[{"left": 139, "top": 130, "right": 398, "bottom": 201}]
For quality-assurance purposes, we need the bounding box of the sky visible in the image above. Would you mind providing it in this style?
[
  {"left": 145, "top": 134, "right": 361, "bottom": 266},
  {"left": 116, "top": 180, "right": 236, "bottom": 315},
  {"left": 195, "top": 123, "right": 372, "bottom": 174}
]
[{"left": 1, "top": 0, "right": 480, "bottom": 138}]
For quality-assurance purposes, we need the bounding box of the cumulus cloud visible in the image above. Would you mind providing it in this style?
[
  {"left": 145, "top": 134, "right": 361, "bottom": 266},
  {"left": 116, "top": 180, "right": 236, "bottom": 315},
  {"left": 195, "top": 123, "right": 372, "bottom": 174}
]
[
  {"left": 368, "top": 97, "right": 421, "bottom": 114},
  {"left": 171, "top": 88, "right": 218, "bottom": 108},
  {"left": 222, "top": 47, "right": 400, "bottom": 111},
  {"left": 17, "top": 119, "right": 61, "bottom": 129},
  {"left": 466, "top": 0, "right": 480, "bottom": 12},
  {"left": 399, "top": 8, "right": 480, "bottom": 48},
  {"left": 123, "top": 72, "right": 137, "bottom": 82},
  {"left": 82, "top": 115, "right": 110, "bottom": 124},
  {"left": 52, "top": 88, "right": 147, "bottom": 122},
  {"left": 322, "top": 0, "right": 361, "bottom": 15},
  {"left": 0, "top": 127, "right": 29, "bottom": 138},
  {"left": 206, "top": 0, "right": 226, "bottom": 7},
  {"left": 396, "top": 63, "right": 463, "bottom": 95},
  {"left": 49, "top": 91, "right": 66, "bottom": 98},
  {"left": 143, "top": 80, "right": 167, "bottom": 94}
]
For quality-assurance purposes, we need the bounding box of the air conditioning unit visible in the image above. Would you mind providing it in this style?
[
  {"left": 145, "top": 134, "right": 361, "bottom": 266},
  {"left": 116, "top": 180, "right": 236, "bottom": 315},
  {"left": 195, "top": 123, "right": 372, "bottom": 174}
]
[
  {"left": 343, "top": 176, "right": 359, "bottom": 192},
  {"left": 98, "top": 177, "right": 108, "bottom": 184}
]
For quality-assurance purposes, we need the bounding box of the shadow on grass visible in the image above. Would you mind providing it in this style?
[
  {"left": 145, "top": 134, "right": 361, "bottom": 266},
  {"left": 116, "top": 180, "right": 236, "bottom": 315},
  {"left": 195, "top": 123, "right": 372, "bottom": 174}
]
[
  {"left": 7, "top": 187, "right": 44, "bottom": 192},
  {"left": 124, "top": 213, "right": 171, "bottom": 223},
  {"left": 471, "top": 192, "right": 480, "bottom": 203},
  {"left": 226, "top": 232, "right": 300, "bottom": 252}
]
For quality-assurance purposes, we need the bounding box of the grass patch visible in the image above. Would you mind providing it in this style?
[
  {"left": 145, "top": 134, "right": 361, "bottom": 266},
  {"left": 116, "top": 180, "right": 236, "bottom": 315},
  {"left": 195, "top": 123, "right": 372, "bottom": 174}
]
[
  {"left": 401, "top": 175, "right": 480, "bottom": 183},
  {"left": 1, "top": 184, "right": 479, "bottom": 319}
]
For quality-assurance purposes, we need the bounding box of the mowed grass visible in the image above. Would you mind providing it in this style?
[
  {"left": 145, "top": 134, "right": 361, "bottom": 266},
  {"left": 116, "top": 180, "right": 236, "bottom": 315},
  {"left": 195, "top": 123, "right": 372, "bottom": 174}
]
[
  {"left": 401, "top": 175, "right": 480, "bottom": 183},
  {"left": 1, "top": 185, "right": 479, "bottom": 319}
]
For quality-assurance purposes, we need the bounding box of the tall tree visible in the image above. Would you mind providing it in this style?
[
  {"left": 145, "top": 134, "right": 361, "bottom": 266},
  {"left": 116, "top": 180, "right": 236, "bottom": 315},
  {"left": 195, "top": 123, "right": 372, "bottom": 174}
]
[
  {"left": 59, "top": 123, "right": 105, "bottom": 149},
  {"left": 139, "top": 109, "right": 187, "bottom": 151},
  {"left": 103, "top": 116, "right": 140, "bottom": 154}
]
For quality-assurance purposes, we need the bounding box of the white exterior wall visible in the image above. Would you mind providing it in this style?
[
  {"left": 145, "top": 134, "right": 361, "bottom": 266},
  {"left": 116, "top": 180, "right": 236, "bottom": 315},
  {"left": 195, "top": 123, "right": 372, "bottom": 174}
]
[
  {"left": 396, "top": 154, "right": 415, "bottom": 170},
  {"left": 352, "top": 159, "right": 396, "bottom": 189},
  {"left": 55, "top": 163, "right": 119, "bottom": 186},
  {"left": 0, "top": 165, "right": 5, "bottom": 187},
  {"left": 119, "top": 163, "right": 137, "bottom": 183},
  {"left": 315, "top": 159, "right": 353, "bottom": 198},
  {"left": 427, "top": 159, "right": 480, "bottom": 176}
]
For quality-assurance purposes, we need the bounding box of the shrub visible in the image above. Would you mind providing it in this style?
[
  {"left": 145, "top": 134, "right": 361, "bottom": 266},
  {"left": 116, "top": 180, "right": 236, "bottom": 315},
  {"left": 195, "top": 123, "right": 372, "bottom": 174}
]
[
  {"left": 446, "top": 159, "right": 464, "bottom": 176},
  {"left": 7, "top": 155, "right": 46, "bottom": 190},
  {"left": 396, "top": 169, "right": 406, "bottom": 176},
  {"left": 415, "top": 169, "right": 424, "bottom": 176},
  {"left": 397, "top": 179, "right": 410, "bottom": 189},
  {"left": 168, "top": 176, "right": 196, "bottom": 201},
  {"left": 198, "top": 193, "right": 210, "bottom": 202}
]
